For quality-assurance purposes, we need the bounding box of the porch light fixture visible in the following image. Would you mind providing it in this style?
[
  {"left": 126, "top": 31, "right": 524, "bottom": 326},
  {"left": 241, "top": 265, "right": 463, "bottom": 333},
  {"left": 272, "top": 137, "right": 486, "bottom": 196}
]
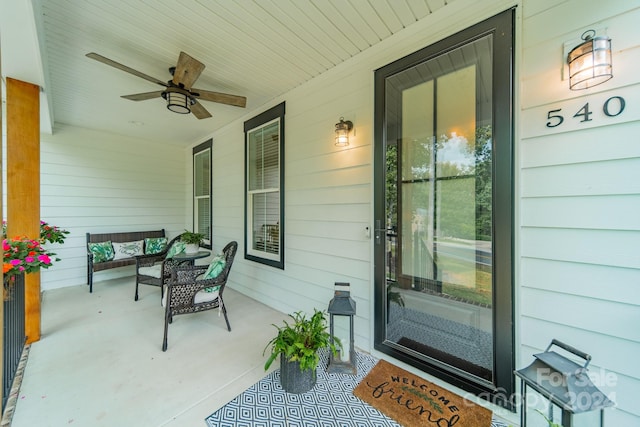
[
  {"left": 514, "top": 339, "right": 614, "bottom": 427},
  {"left": 327, "top": 282, "right": 357, "bottom": 375},
  {"left": 161, "top": 87, "right": 194, "bottom": 114},
  {"left": 335, "top": 117, "right": 353, "bottom": 146},
  {"left": 567, "top": 30, "right": 612, "bottom": 90}
]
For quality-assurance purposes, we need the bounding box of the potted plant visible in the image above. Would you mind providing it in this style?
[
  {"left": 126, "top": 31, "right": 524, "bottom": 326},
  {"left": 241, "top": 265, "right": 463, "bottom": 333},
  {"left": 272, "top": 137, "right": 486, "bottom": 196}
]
[
  {"left": 263, "top": 309, "right": 340, "bottom": 394},
  {"left": 180, "top": 230, "right": 205, "bottom": 254}
]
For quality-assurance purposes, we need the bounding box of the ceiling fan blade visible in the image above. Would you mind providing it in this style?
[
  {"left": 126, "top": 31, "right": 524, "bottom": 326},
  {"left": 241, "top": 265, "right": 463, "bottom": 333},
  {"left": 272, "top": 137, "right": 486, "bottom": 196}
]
[
  {"left": 121, "top": 91, "right": 164, "bottom": 101},
  {"left": 193, "top": 89, "right": 247, "bottom": 108},
  {"left": 191, "top": 100, "right": 212, "bottom": 119},
  {"left": 172, "top": 51, "right": 205, "bottom": 90},
  {"left": 86, "top": 53, "right": 168, "bottom": 88}
]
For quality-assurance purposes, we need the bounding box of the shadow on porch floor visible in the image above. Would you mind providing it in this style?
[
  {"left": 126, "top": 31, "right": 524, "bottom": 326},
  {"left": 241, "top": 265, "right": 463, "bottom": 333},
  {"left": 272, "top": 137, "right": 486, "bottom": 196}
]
[{"left": 9, "top": 277, "right": 289, "bottom": 426}]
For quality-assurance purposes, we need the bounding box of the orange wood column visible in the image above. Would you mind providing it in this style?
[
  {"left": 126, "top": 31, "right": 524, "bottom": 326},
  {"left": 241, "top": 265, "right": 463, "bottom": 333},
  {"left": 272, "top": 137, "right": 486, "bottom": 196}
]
[{"left": 6, "top": 77, "right": 41, "bottom": 343}]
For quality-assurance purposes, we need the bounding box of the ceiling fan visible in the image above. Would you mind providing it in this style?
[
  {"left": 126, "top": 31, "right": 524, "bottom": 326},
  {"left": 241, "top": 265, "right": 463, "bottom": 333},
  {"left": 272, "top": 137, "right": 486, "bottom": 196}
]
[{"left": 86, "top": 51, "right": 247, "bottom": 119}]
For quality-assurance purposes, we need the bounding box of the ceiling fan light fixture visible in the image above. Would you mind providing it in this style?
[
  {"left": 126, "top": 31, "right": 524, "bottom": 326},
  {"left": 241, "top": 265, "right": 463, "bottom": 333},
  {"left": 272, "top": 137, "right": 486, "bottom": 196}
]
[{"left": 164, "top": 90, "right": 192, "bottom": 114}]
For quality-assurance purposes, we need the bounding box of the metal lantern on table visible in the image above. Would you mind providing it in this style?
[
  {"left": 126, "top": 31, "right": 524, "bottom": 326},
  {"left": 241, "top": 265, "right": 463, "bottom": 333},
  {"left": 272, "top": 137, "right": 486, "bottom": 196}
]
[
  {"left": 514, "top": 339, "right": 614, "bottom": 427},
  {"left": 327, "top": 282, "right": 357, "bottom": 374}
]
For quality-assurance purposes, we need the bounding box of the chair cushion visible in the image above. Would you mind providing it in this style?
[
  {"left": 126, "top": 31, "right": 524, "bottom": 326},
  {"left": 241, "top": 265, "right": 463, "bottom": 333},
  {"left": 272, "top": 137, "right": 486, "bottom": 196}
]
[
  {"left": 88, "top": 241, "right": 114, "bottom": 263},
  {"left": 165, "top": 241, "right": 186, "bottom": 259},
  {"left": 145, "top": 237, "right": 168, "bottom": 254},
  {"left": 112, "top": 240, "right": 144, "bottom": 260},
  {"left": 194, "top": 288, "right": 219, "bottom": 304},
  {"left": 162, "top": 285, "right": 220, "bottom": 307},
  {"left": 138, "top": 264, "right": 162, "bottom": 278}
]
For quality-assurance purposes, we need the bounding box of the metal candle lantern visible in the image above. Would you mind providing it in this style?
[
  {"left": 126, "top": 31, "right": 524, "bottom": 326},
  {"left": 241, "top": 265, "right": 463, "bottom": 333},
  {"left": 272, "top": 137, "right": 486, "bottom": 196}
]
[
  {"left": 514, "top": 339, "right": 614, "bottom": 427},
  {"left": 327, "top": 282, "right": 357, "bottom": 374}
]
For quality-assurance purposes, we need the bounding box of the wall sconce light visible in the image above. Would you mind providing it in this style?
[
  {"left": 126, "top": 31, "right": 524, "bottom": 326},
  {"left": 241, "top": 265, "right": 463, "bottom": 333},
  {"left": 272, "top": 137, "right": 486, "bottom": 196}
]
[
  {"left": 567, "top": 30, "right": 612, "bottom": 90},
  {"left": 335, "top": 117, "right": 353, "bottom": 146}
]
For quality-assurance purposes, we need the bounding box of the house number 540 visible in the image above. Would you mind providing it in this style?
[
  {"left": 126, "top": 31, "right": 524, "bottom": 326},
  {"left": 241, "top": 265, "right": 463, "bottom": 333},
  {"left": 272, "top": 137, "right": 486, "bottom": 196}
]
[{"left": 546, "top": 96, "right": 626, "bottom": 128}]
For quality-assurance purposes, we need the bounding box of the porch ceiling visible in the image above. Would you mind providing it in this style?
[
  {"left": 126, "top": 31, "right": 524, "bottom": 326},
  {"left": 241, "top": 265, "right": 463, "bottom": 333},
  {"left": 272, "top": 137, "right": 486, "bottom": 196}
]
[{"left": 2, "top": 0, "right": 454, "bottom": 145}]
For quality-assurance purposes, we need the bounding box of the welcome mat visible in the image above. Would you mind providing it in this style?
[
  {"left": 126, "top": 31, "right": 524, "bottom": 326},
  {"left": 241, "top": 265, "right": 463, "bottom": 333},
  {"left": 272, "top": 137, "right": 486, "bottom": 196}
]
[
  {"left": 353, "top": 359, "right": 492, "bottom": 427},
  {"left": 206, "top": 351, "right": 506, "bottom": 427}
]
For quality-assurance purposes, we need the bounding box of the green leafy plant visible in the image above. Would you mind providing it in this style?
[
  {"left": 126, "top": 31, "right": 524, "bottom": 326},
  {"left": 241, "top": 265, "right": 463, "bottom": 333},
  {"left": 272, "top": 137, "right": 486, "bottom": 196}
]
[
  {"left": 180, "top": 230, "right": 205, "bottom": 245},
  {"left": 263, "top": 309, "right": 340, "bottom": 373}
]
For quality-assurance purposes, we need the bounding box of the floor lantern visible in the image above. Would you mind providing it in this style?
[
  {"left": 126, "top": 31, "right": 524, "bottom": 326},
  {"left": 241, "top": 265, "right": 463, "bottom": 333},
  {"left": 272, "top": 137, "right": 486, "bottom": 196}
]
[
  {"left": 327, "top": 282, "right": 357, "bottom": 374},
  {"left": 514, "top": 339, "right": 614, "bottom": 427}
]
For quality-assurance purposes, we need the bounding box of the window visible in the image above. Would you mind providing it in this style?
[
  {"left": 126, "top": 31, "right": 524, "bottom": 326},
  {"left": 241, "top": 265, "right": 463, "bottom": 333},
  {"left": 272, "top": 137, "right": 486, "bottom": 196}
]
[
  {"left": 244, "top": 102, "right": 285, "bottom": 269},
  {"left": 193, "top": 139, "right": 212, "bottom": 249}
]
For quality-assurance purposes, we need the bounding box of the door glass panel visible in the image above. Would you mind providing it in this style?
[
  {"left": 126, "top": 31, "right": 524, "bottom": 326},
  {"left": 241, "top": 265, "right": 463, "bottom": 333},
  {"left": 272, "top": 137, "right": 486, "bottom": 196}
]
[{"left": 384, "top": 35, "right": 494, "bottom": 382}]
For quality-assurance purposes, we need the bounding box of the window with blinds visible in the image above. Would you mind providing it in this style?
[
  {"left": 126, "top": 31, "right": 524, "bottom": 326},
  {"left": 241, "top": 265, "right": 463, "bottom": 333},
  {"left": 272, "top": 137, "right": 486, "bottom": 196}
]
[
  {"left": 193, "top": 139, "right": 212, "bottom": 248},
  {"left": 244, "top": 102, "right": 285, "bottom": 269}
]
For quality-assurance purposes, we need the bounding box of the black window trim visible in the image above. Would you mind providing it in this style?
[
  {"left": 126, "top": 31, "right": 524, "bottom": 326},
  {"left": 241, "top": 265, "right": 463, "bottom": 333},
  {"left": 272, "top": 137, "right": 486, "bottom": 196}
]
[
  {"left": 193, "top": 138, "right": 212, "bottom": 250},
  {"left": 244, "top": 101, "right": 285, "bottom": 269}
]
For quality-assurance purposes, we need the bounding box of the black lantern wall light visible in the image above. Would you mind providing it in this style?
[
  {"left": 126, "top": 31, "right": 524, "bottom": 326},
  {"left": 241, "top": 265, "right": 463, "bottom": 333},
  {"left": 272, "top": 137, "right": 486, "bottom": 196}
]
[
  {"left": 335, "top": 117, "right": 353, "bottom": 146},
  {"left": 327, "top": 282, "right": 357, "bottom": 374},
  {"left": 567, "top": 29, "right": 612, "bottom": 90},
  {"left": 514, "top": 339, "right": 614, "bottom": 427}
]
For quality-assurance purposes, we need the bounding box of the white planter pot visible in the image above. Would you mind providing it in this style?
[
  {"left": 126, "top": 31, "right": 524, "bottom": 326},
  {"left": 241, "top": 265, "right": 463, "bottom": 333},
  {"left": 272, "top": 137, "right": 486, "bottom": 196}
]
[{"left": 185, "top": 243, "right": 200, "bottom": 254}]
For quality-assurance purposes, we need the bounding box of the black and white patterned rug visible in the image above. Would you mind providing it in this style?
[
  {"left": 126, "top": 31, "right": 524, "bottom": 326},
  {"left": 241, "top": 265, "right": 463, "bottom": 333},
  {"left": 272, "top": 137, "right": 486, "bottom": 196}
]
[{"left": 205, "top": 351, "right": 509, "bottom": 426}]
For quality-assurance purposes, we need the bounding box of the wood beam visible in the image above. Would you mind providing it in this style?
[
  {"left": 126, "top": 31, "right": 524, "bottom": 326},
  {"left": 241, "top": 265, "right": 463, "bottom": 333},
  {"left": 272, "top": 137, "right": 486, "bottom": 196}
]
[{"left": 6, "top": 77, "right": 41, "bottom": 343}]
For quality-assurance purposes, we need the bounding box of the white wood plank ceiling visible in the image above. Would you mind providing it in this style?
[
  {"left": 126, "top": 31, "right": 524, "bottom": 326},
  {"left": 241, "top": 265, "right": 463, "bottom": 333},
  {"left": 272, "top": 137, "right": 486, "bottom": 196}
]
[{"left": 27, "top": 0, "right": 454, "bottom": 144}]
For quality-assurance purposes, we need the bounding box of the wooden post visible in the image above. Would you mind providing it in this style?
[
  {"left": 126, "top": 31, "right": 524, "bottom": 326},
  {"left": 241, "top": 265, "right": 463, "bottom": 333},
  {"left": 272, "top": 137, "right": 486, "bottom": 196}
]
[{"left": 6, "top": 77, "right": 41, "bottom": 343}]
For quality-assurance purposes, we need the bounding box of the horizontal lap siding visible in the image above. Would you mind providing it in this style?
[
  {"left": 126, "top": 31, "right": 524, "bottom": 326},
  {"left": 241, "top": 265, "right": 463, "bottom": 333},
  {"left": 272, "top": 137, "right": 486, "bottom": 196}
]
[
  {"left": 40, "top": 124, "right": 186, "bottom": 290},
  {"left": 521, "top": 1, "right": 640, "bottom": 424}
]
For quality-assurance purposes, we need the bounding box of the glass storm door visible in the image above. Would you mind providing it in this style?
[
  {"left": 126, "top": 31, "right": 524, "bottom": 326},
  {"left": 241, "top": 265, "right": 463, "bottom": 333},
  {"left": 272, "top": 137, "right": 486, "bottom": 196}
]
[{"left": 374, "top": 10, "right": 515, "bottom": 407}]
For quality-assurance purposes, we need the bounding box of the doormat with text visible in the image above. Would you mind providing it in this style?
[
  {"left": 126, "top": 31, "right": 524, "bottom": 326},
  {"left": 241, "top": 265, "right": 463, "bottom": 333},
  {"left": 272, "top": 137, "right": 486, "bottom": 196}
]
[{"left": 353, "top": 359, "right": 492, "bottom": 427}]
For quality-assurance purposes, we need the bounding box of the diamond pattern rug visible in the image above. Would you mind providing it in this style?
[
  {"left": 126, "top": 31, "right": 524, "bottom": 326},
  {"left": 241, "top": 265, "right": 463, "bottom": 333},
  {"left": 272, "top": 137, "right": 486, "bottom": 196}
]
[{"left": 205, "top": 351, "right": 509, "bottom": 426}]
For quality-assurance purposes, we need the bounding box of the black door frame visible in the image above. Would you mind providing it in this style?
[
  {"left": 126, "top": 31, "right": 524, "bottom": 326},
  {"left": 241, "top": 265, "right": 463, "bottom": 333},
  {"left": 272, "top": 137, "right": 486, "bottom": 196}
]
[{"left": 373, "top": 8, "right": 516, "bottom": 410}]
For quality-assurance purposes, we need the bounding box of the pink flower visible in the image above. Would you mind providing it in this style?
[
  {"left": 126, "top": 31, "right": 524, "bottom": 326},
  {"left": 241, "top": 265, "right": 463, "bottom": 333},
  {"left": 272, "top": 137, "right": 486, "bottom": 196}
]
[
  {"left": 38, "top": 254, "right": 51, "bottom": 264},
  {"left": 25, "top": 256, "right": 35, "bottom": 263},
  {"left": 10, "top": 259, "right": 22, "bottom": 266}
]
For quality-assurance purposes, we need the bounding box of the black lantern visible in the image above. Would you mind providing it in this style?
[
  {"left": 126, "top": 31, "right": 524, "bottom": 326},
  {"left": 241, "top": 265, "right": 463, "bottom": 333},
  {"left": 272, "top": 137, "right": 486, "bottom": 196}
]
[
  {"left": 327, "top": 282, "right": 357, "bottom": 374},
  {"left": 514, "top": 339, "right": 614, "bottom": 427},
  {"left": 567, "top": 29, "right": 612, "bottom": 90}
]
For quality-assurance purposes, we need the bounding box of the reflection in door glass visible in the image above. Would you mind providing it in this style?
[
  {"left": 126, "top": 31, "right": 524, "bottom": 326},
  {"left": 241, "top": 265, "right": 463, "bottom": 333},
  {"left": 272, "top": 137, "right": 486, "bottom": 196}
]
[{"left": 384, "top": 35, "right": 494, "bottom": 382}]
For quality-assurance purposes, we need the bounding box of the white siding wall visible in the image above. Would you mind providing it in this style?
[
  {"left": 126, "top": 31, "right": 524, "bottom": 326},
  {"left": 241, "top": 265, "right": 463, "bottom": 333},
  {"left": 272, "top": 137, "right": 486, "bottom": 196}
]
[
  {"left": 520, "top": 0, "right": 640, "bottom": 424},
  {"left": 40, "top": 124, "right": 186, "bottom": 290}
]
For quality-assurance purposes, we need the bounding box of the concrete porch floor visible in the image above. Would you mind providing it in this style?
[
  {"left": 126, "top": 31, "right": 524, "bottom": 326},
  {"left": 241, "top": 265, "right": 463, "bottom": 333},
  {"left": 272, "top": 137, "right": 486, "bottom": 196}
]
[{"left": 8, "top": 277, "right": 289, "bottom": 426}]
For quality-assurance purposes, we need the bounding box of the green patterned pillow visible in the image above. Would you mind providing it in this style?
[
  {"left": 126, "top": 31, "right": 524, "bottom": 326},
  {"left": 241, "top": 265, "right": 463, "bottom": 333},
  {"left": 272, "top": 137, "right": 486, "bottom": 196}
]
[
  {"left": 88, "top": 241, "right": 115, "bottom": 263},
  {"left": 165, "top": 241, "right": 186, "bottom": 259},
  {"left": 203, "top": 255, "right": 226, "bottom": 280},
  {"left": 145, "top": 237, "right": 168, "bottom": 254}
]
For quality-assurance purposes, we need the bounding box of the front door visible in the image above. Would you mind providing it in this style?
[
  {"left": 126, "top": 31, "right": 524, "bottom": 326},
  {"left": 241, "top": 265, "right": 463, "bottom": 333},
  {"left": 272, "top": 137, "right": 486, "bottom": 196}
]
[{"left": 374, "top": 9, "right": 515, "bottom": 407}]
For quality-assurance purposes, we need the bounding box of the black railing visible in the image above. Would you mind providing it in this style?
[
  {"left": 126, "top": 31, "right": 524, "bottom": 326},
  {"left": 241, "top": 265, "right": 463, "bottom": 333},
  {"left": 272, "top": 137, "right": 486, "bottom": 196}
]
[{"left": 3, "top": 274, "right": 26, "bottom": 412}]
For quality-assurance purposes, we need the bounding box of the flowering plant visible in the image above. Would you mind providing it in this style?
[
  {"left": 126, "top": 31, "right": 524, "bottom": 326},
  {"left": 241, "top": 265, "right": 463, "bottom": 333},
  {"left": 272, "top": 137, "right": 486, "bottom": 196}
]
[
  {"left": 3, "top": 237, "right": 58, "bottom": 280},
  {"left": 39, "top": 221, "right": 70, "bottom": 244},
  {"left": 2, "top": 221, "right": 68, "bottom": 280}
]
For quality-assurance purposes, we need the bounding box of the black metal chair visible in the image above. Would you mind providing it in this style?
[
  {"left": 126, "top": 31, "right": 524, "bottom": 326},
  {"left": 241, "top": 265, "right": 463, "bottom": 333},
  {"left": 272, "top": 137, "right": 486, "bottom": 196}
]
[
  {"left": 134, "top": 234, "right": 185, "bottom": 301},
  {"left": 162, "top": 241, "right": 238, "bottom": 351}
]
